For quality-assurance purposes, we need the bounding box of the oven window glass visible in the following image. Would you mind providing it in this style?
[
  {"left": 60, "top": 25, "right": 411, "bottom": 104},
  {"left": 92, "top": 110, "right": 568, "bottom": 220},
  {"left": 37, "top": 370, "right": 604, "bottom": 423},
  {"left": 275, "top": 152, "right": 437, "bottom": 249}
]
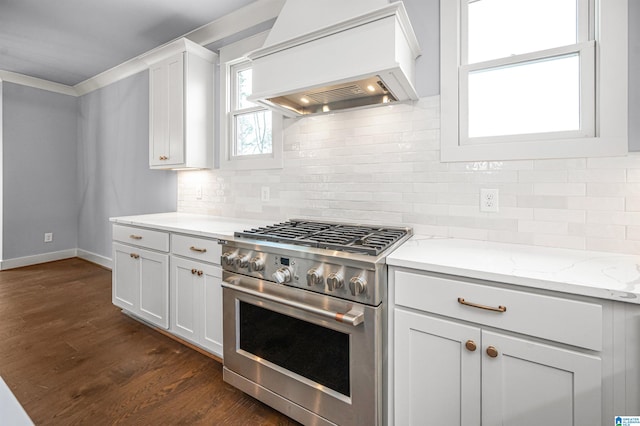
[{"left": 239, "top": 301, "right": 350, "bottom": 396}]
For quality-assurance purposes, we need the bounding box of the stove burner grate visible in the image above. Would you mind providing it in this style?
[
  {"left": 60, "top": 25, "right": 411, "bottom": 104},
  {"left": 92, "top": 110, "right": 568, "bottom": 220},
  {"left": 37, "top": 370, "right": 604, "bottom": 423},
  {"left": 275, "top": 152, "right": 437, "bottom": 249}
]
[{"left": 235, "top": 220, "right": 408, "bottom": 256}]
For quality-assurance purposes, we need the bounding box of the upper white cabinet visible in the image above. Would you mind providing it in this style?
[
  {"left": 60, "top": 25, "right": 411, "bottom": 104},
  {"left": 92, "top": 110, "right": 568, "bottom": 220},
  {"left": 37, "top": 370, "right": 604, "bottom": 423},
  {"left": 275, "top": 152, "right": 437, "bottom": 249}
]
[{"left": 148, "top": 38, "right": 215, "bottom": 170}]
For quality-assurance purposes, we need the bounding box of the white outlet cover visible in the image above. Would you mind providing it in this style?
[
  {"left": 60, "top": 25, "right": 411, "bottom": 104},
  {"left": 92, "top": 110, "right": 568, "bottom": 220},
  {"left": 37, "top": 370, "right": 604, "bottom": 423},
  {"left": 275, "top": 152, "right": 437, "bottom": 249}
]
[
  {"left": 261, "top": 186, "right": 270, "bottom": 202},
  {"left": 480, "top": 188, "right": 499, "bottom": 213}
]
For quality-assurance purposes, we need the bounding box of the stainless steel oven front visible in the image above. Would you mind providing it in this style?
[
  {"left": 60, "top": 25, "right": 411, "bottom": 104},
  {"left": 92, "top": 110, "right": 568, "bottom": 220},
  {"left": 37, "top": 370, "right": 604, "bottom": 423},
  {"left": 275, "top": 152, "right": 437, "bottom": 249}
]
[{"left": 222, "top": 272, "right": 382, "bottom": 426}]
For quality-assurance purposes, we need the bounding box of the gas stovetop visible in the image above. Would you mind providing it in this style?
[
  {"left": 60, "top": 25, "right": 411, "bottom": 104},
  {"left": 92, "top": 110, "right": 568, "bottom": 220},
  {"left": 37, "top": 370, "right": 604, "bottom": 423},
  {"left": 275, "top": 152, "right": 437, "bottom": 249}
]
[{"left": 234, "top": 220, "right": 410, "bottom": 256}]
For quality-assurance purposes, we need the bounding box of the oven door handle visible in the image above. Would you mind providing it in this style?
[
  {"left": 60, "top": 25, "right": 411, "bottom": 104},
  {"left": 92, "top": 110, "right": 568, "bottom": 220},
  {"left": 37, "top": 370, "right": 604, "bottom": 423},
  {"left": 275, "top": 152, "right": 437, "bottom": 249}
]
[{"left": 222, "top": 280, "right": 365, "bottom": 327}]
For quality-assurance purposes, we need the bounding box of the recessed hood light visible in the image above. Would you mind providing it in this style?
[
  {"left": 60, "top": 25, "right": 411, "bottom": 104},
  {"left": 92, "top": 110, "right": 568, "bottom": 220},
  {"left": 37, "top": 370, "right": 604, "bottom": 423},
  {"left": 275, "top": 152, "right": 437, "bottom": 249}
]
[{"left": 248, "top": 0, "right": 421, "bottom": 117}]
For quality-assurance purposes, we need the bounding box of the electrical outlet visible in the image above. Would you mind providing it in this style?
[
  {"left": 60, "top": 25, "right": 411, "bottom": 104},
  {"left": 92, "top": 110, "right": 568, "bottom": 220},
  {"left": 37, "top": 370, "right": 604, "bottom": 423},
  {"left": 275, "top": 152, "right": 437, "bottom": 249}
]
[
  {"left": 196, "top": 184, "right": 203, "bottom": 200},
  {"left": 480, "top": 189, "right": 499, "bottom": 213},
  {"left": 261, "top": 186, "right": 270, "bottom": 202},
  {"left": 44, "top": 232, "right": 53, "bottom": 243}
]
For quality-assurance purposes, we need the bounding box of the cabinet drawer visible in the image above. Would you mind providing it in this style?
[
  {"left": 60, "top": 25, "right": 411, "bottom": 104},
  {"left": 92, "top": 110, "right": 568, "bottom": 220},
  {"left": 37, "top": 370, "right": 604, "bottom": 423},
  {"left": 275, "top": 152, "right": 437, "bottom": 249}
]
[
  {"left": 171, "top": 234, "right": 221, "bottom": 264},
  {"left": 113, "top": 224, "right": 169, "bottom": 252},
  {"left": 394, "top": 269, "right": 603, "bottom": 351}
]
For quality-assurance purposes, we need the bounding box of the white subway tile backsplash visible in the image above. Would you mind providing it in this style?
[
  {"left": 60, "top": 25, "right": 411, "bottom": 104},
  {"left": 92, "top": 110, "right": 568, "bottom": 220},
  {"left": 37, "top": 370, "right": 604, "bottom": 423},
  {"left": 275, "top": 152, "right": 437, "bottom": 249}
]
[
  {"left": 177, "top": 96, "right": 640, "bottom": 255},
  {"left": 533, "top": 183, "right": 586, "bottom": 196}
]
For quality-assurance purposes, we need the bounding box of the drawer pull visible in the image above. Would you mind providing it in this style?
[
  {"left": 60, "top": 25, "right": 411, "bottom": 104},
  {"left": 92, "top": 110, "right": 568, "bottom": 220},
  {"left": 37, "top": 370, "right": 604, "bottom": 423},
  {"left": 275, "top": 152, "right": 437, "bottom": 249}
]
[
  {"left": 197, "top": 270, "right": 203, "bottom": 277},
  {"left": 465, "top": 340, "right": 477, "bottom": 352},
  {"left": 159, "top": 155, "right": 169, "bottom": 161},
  {"left": 189, "top": 246, "right": 207, "bottom": 253},
  {"left": 191, "top": 269, "right": 197, "bottom": 275},
  {"left": 129, "top": 234, "right": 143, "bottom": 240},
  {"left": 130, "top": 253, "right": 140, "bottom": 259},
  {"left": 486, "top": 346, "right": 499, "bottom": 358},
  {"left": 458, "top": 297, "right": 507, "bottom": 313}
]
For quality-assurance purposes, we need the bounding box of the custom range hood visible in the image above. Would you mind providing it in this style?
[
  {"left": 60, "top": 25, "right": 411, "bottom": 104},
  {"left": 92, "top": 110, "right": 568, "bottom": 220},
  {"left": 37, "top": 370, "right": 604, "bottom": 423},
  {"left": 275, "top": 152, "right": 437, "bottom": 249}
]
[{"left": 248, "top": 0, "right": 421, "bottom": 117}]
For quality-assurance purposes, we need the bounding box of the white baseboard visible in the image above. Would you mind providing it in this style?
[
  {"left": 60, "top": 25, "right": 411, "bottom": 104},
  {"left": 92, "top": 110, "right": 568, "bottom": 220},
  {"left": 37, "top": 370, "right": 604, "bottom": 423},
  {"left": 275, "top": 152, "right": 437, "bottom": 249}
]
[
  {"left": 77, "top": 250, "right": 112, "bottom": 270},
  {"left": 0, "top": 249, "right": 78, "bottom": 270},
  {"left": 0, "top": 248, "right": 113, "bottom": 271}
]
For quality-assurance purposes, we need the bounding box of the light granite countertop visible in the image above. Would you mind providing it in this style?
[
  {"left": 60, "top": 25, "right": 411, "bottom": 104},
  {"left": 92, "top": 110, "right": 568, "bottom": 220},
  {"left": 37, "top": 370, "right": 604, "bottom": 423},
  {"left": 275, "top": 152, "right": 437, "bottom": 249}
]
[
  {"left": 387, "top": 236, "right": 640, "bottom": 304},
  {"left": 110, "top": 212, "right": 269, "bottom": 240}
]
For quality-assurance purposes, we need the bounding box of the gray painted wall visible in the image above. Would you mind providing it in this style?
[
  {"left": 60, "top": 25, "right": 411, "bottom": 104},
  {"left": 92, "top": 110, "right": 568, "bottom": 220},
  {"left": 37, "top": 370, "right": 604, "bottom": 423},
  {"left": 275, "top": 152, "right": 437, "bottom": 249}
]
[
  {"left": 2, "top": 82, "right": 78, "bottom": 259},
  {"left": 77, "top": 71, "right": 177, "bottom": 259},
  {"left": 629, "top": 0, "right": 640, "bottom": 151}
]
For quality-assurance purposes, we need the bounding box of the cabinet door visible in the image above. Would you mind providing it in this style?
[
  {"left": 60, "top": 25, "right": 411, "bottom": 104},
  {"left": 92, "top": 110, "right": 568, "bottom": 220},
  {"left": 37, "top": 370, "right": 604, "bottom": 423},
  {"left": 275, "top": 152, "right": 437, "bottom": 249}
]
[
  {"left": 138, "top": 249, "right": 169, "bottom": 329},
  {"left": 394, "top": 309, "right": 481, "bottom": 426},
  {"left": 149, "top": 53, "right": 184, "bottom": 167},
  {"left": 482, "top": 331, "right": 601, "bottom": 426},
  {"left": 201, "top": 264, "right": 223, "bottom": 356},
  {"left": 112, "top": 242, "right": 139, "bottom": 311},
  {"left": 170, "top": 256, "right": 199, "bottom": 342}
]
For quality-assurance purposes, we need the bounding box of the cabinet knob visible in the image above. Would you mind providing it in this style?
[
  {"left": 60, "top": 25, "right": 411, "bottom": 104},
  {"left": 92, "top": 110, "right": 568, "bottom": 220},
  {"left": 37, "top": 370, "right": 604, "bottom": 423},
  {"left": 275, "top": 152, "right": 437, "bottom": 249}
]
[
  {"left": 130, "top": 253, "right": 140, "bottom": 259},
  {"left": 486, "top": 346, "right": 499, "bottom": 358},
  {"left": 191, "top": 268, "right": 197, "bottom": 275},
  {"left": 465, "top": 340, "right": 477, "bottom": 352},
  {"left": 197, "top": 270, "right": 203, "bottom": 277}
]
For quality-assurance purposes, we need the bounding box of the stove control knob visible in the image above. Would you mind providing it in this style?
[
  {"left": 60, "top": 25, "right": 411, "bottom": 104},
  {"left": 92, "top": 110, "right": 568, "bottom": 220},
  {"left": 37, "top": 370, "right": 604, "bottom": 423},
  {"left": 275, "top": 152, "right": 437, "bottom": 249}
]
[
  {"left": 349, "top": 276, "right": 367, "bottom": 296},
  {"left": 249, "top": 257, "right": 265, "bottom": 271},
  {"left": 221, "top": 251, "right": 237, "bottom": 266},
  {"left": 326, "top": 273, "right": 344, "bottom": 291},
  {"left": 235, "top": 254, "right": 251, "bottom": 269},
  {"left": 306, "top": 269, "right": 323, "bottom": 287},
  {"left": 273, "top": 267, "right": 292, "bottom": 284}
]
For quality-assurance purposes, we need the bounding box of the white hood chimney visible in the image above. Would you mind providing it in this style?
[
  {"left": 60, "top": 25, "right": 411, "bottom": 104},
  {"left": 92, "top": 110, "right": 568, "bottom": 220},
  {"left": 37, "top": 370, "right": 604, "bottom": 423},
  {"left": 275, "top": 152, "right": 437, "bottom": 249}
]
[{"left": 248, "top": 0, "right": 421, "bottom": 117}]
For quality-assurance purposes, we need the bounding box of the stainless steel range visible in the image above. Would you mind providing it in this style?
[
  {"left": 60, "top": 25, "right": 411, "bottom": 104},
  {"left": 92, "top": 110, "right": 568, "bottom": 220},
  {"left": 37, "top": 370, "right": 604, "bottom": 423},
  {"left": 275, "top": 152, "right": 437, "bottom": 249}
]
[{"left": 220, "top": 220, "right": 412, "bottom": 426}]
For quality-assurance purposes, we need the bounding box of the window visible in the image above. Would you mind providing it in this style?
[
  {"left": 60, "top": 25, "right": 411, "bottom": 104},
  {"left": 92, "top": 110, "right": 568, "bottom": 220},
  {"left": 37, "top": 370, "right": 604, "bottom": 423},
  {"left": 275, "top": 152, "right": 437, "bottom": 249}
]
[
  {"left": 441, "top": 0, "right": 628, "bottom": 161},
  {"left": 220, "top": 33, "right": 282, "bottom": 169}
]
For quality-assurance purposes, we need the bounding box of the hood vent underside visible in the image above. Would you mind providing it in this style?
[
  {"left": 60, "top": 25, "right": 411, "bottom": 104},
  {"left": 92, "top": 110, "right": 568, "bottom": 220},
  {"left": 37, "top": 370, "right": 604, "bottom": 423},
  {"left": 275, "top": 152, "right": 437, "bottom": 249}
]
[{"left": 268, "top": 76, "right": 397, "bottom": 115}]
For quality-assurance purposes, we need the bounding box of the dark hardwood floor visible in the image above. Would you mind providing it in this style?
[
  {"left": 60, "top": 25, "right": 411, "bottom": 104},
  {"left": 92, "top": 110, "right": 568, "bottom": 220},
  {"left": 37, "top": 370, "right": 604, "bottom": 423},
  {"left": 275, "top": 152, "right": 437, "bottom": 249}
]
[{"left": 0, "top": 258, "right": 300, "bottom": 425}]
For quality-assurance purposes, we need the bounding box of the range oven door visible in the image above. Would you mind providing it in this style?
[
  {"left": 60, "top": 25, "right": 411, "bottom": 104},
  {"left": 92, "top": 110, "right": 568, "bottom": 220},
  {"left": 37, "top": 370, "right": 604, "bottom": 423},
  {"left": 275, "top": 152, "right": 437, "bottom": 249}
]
[{"left": 222, "top": 273, "right": 382, "bottom": 426}]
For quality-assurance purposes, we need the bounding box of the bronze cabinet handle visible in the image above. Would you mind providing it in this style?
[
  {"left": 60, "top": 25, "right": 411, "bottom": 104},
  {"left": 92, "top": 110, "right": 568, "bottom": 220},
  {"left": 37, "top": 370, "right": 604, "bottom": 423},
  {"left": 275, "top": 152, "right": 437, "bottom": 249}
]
[
  {"left": 465, "top": 340, "right": 477, "bottom": 352},
  {"left": 486, "top": 346, "right": 499, "bottom": 358},
  {"left": 159, "top": 155, "right": 169, "bottom": 160},
  {"left": 197, "top": 270, "right": 203, "bottom": 276},
  {"left": 129, "top": 234, "right": 143, "bottom": 240},
  {"left": 190, "top": 246, "right": 207, "bottom": 253},
  {"left": 458, "top": 297, "right": 507, "bottom": 313},
  {"left": 130, "top": 253, "right": 140, "bottom": 259},
  {"left": 191, "top": 269, "right": 197, "bottom": 275}
]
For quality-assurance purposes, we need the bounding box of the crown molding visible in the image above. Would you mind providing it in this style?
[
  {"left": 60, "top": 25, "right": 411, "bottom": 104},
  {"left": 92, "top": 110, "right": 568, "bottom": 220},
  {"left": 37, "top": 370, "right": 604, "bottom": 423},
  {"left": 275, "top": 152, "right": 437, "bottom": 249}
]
[
  {"left": 1, "top": 0, "right": 285, "bottom": 97},
  {"left": 0, "top": 70, "right": 77, "bottom": 96}
]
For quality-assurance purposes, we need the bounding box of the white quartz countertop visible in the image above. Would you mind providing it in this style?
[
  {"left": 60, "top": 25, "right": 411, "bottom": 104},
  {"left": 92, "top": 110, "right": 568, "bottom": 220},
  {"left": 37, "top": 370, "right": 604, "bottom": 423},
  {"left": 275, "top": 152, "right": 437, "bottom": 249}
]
[
  {"left": 388, "top": 236, "right": 640, "bottom": 304},
  {"left": 110, "top": 212, "right": 268, "bottom": 240}
]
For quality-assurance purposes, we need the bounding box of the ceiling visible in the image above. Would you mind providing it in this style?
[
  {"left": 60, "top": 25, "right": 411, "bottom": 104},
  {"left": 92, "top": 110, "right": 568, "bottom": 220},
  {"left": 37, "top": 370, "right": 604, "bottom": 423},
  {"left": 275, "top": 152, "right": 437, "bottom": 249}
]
[{"left": 0, "top": 0, "right": 257, "bottom": 86}]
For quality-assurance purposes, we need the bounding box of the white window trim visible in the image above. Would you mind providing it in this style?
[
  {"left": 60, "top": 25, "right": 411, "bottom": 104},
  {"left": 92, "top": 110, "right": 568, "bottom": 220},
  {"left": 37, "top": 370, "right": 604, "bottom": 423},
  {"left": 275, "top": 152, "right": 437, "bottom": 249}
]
[
  {"left": 441, "top": 0, "right": 628, "bottom": 162},
  {"left": 220, "top": 31, "right": 283, "bottom": 170}
]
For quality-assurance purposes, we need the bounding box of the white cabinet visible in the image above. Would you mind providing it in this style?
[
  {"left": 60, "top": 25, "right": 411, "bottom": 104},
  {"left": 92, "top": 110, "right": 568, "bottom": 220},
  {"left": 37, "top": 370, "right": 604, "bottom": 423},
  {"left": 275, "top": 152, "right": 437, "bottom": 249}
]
[
  {"left": 394, "top": 310, "right": 601, "bottom": 426},
  {"left": 169, "top": 234, "right": 223, "bottom": 357},
  {"left": 112, "top": 241, "right": 169, "bottom": 329},
  {"left": 149, "top": 38, "right": 215, "bottom": 170},
  {"left": 391, "top": 268, "right": 604, "bottom": 426},
  {"left": 111, "top": 223, "right": 224, "bottom": 358}
]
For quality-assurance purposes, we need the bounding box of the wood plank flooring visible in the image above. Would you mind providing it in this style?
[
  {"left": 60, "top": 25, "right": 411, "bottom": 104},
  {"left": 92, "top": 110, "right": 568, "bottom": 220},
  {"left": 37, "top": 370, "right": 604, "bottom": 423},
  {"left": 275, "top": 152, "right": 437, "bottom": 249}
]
[{"left": 0, "top": 258, "right": 300, "bottom": 425}]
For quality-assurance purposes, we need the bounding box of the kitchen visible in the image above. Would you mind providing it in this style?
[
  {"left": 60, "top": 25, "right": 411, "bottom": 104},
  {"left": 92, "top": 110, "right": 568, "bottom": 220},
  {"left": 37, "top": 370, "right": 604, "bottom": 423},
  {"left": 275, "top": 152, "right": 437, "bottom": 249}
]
[{"left": 0, "top": 0, "right": 639, "bottom": 424}]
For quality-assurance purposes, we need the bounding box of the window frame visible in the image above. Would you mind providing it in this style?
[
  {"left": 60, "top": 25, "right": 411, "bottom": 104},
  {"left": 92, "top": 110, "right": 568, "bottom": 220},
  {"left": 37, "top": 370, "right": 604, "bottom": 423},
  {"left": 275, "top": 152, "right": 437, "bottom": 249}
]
[
  {"left": 220, "top": 32, "right": 283, "bottom": 170},
  {"left": 440, "top": 0, "right": 628, "bottom": 162}
]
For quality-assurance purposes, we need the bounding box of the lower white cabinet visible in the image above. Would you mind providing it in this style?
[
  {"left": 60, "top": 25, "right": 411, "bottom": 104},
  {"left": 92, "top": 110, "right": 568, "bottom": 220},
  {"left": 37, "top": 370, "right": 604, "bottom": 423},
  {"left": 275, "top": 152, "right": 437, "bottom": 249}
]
[
  {"left": 170, "top": 255, "right": 223, "bottom": 357},
  {"left": 111, "top": 224, "right": 224, "bottom": 358},
  {"left": 394, "top": 309, "right": 601, "bottom": 426},
  {"left": 391, "top": 268, "right": 607, "bottom": 426},
  {"left": 112, "top": 242, "right": 169, "bottom": 329}
]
